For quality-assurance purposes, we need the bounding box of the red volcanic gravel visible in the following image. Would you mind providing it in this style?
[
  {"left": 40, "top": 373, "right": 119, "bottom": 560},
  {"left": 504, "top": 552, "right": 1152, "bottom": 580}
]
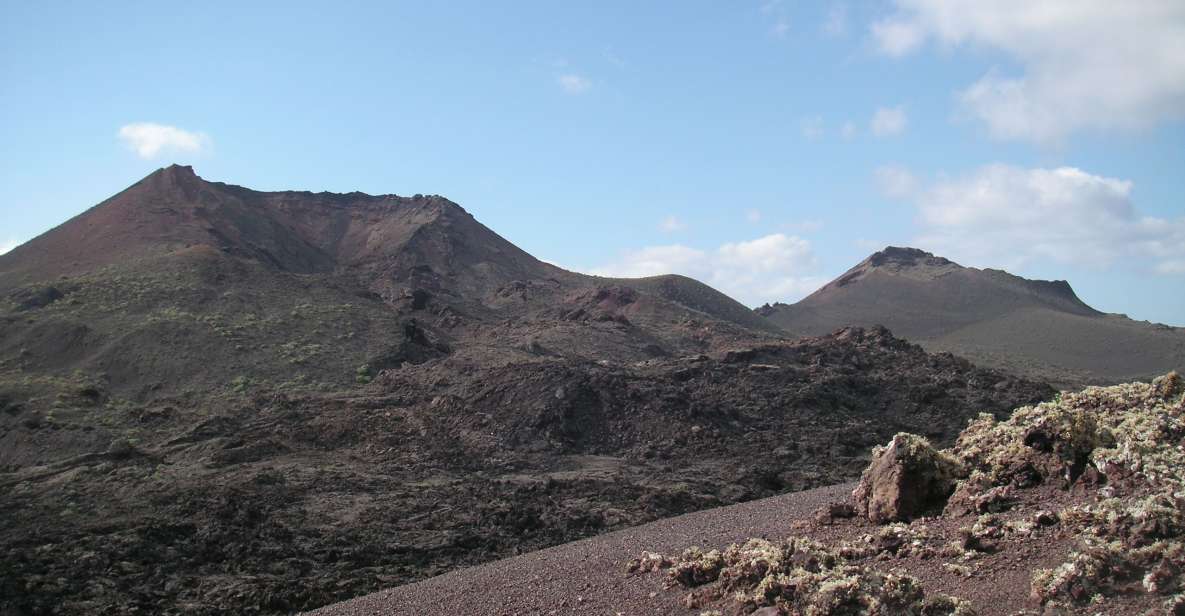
[{"left": 305, "top": 483, "right": 853, "bottom": 616}]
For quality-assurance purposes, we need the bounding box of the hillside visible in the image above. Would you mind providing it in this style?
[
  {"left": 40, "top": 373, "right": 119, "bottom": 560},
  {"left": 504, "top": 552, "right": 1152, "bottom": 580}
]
[
  {"left": 760, "top": 247, "right": 1185, "bottom": 388},
  {"left": 0, "top": 168, "right": 1054, "bottom": 615},
  {"left": 0, "top": 166, "right": 775, "bottom": 408}
]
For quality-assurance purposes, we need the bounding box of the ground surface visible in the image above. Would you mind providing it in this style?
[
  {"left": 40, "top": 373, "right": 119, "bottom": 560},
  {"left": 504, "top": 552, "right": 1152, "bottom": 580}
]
[
  {"left": 304, "top": 482, "right": 1151, "bottom": 616},
  {"left": 304, "top": 483, "right": 856, "bottom": 616}
]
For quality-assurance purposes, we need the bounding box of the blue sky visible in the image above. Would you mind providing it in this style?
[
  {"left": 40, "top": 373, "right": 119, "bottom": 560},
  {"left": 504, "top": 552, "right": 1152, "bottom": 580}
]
[{"left": 2, "top": 1, "right": 1183, "bottom": 324}]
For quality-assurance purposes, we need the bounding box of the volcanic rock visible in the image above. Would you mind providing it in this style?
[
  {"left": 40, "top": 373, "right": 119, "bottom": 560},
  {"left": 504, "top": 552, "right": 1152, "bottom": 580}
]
[{"left": 853, "top": 433, "right": 965, "bottom": 523}]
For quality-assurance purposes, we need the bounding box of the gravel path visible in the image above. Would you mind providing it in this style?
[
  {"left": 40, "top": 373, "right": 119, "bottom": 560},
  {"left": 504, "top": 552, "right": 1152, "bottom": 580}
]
[{"left": 306, "top": 483, "right": 854, "bottom": 616}]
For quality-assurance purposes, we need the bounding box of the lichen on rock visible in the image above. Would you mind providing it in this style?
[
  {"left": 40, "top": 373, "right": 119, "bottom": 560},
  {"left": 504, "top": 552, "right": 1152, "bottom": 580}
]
[
  {"left": 635, "top": 536, "right": 975, "bottom": 615},
  {"left": 855, "top": 372, "right": 1185, "bottom": 610}
]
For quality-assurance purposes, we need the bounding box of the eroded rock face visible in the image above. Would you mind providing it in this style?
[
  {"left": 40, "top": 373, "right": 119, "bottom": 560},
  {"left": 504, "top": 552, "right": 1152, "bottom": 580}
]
[{"left": 852, "top": 433, "right": 965, "bottom": 523}]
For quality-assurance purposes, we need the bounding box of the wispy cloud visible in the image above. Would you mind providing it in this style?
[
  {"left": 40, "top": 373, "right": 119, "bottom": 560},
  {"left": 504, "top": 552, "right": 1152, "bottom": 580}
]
[
  {"left": 745, "top": 209, "right": 762, "bottom": 223},
  {"left": 659, "top": 215, "right": 687, "bottom": 233},
  {"left": 118, "top": 122, "right": 210, "bottom": 159},
  {"left": 1156, "top": 260, "right": 1185, "bottom": 275},
  {"left": 557, "top": 74, "right": 592, "bottom": 94},
  {"left": 762, "top": 0, "right": 791, "bottom": 38},
  {"left": 870, "top": 106, "right": 907, "bottom": 137},
  {"left": 800, "top": 115, "right": 825, "bottom": 140},
  {"left": 873, "top": 164, "right": 919, "bottom": 199},
  {"left": 0, "top": 237, "right": 21, "bottom": 255},
  {"left": 822, "top": 3, "right": 848, "bottom": 37},
  {"left": 602, "top": 47, "right": 626, "bottom": 68},
  {"left": 840, "top": 120, "right": 858, "bottom": 140}
]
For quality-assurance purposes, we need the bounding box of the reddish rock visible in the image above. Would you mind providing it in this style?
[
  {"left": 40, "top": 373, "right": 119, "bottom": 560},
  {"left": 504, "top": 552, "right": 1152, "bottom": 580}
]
[{"left": 852, "top": 433, "right": 964, "bottom": 523}]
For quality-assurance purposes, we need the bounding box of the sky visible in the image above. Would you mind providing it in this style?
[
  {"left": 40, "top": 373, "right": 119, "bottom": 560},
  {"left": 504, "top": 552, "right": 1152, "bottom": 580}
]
[{"left": 2, "top": 1, "right": 1184, "bottom": 325}]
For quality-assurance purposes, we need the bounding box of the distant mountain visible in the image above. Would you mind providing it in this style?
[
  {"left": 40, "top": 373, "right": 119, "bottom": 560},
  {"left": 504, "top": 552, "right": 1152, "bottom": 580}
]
[{"left": 759, "top": 246, "right": 1184, "bottom": 387}]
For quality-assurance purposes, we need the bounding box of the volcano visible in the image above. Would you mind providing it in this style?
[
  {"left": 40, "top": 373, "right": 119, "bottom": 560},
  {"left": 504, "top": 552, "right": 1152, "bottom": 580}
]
[
  {"left": 758, "top": 246, "right": 1184, "bottom": 387},
  {"left": 0, "top": 165, "right": 779, "bottom": 400}
]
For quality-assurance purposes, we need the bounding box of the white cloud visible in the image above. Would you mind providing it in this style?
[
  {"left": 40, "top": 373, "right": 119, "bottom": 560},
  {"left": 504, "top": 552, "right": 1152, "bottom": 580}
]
[
  {"left": 0, "top": 237, "right": 20, "bottom": 255},
  {"left": 557, "top": 74, "right": 592, "bottom": 94},
  {"left": 822, "top": 4, "right": 848, "bottom": 37},
  {"left": 870, "top": 106, "right": 907, "bottom": 137},
  {"left": 800, "top": 115, "right": 825, "bottom": 140},
  {"left": 840, "top": 120, "right": 858, "bottom": 140},
  {"left": 589, "top": 233, "right": 823, "bottom": 305},
  {"left": 870, "top": 1, "right": 1185, "bottom": 142},
  {"left": 118, "top": 123, "right": 209, "bottom": 159},
  {"left": 874, "top": 164, "right": 919, "bottom": 199},
  {"left": 898, "top": 164, "right": 1185, "bottom": 274},
  {"left": 659, "top": 215, "right": 687, "bottom": 233},
  {"left": 745, "top": 209, "right": 762, "bottom": 223}
]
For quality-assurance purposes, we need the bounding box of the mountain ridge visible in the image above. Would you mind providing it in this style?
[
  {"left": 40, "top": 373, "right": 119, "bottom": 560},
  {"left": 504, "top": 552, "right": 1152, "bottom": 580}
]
[{"left": 0, "top": 166, "right": 779, "bottom": 404}]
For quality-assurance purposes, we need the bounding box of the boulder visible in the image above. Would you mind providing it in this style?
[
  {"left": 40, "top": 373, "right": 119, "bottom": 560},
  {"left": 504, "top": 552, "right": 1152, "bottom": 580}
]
[{"left": 852, "top": 433, "right": 964, "bottom": 523}]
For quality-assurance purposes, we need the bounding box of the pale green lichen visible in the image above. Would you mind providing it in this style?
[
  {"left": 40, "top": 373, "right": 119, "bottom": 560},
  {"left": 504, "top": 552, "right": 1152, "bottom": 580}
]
[
  {"left": 1031, "top": 491, "right": 1184, "bottom": 605},
  {"left": 636, "top": 536, "right": 975, "bottom": 615},
  {"left": 934, "top": 372, "right": 1182, "bottom": 506},
  {"left": 945, "top": 372, "right": 1185, "bottom": 609}
]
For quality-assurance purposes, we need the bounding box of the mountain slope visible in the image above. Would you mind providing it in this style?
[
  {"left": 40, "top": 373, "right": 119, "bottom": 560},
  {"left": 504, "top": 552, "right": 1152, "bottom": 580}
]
[{"left": 759, "top": 246, "right": 1184, "bottom": 387}]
